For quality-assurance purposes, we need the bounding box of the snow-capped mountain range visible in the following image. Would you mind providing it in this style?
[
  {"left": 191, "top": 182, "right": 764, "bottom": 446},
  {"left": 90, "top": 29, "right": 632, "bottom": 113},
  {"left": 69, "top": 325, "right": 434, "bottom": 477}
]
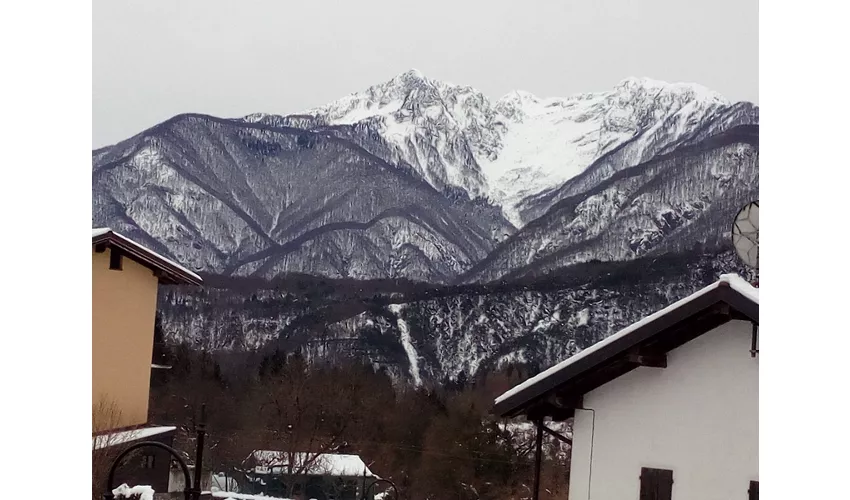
[
  {"left": 250, "top": 70, "right": 742, "bottom": 227},
  {"left": 94, "top": 69, "right": 757, "bottom": 285},
  {"left": 94, "top": 70, "right": 758, "bottom": 382}
]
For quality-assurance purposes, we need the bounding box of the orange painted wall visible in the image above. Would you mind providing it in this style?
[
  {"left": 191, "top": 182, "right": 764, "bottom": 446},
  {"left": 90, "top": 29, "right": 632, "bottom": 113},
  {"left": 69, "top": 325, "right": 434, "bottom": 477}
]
[{"left": 92, "top": 248, "right": 159, "bottom": 431}]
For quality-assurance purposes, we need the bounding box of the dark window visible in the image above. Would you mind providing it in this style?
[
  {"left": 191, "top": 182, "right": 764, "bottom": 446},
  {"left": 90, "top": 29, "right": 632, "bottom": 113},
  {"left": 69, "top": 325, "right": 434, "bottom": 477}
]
[
  {"left": 749, "top": 480, "right": 759, "bottom": 500},
  {"left": 640, "top": 467, "right": 673, "bottom": 500},
  {"left": 109, "top": 249, "right": 123, "bottom": 270},
  {"left": 141, "top": 454, "right": 155, "bottom": 469}
]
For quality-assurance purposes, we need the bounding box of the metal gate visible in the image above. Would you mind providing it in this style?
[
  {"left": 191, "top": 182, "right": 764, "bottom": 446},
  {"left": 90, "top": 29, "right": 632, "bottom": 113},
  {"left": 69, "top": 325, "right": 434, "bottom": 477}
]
[{"left": 101, "top": 407, "right": 207, "bottom": 500}]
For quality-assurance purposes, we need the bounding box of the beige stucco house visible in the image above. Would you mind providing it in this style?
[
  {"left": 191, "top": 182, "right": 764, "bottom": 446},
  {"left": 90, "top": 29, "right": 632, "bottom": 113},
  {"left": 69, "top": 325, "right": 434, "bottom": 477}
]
[{"left": 92, "top": 228, "right": 202, "bottom": 432}]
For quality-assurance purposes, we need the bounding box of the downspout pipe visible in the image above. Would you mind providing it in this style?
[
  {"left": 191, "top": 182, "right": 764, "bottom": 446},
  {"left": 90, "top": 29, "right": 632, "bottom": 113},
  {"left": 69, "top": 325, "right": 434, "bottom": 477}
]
[
  {"left": 750, "top": 322, "right": 759, "bottom": 357},
  {"left": 574, "top": 407, "right": 596, "bottom": 500}
]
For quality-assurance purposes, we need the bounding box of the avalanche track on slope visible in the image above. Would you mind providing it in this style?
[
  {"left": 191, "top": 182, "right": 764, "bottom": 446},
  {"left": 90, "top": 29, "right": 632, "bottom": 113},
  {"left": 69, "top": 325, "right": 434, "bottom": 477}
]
[{"left": 388, "top": 303, "right": 422, "bottom": 386}]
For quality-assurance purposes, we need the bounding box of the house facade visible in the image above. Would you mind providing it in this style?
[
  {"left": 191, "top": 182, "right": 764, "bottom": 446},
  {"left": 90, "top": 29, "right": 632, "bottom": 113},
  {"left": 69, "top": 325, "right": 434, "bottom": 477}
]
[
  {"left": 242, "top": 451, "right": 378, "bottom": 500},
  {"left": 494, "top": 274, "right": 759, "bottom": 500},
  {"left": 92, "top": 227, "right": 201, "bottom": 430},
  {"left": 93, "top": 426, "right": 177, "bottom": 493}
]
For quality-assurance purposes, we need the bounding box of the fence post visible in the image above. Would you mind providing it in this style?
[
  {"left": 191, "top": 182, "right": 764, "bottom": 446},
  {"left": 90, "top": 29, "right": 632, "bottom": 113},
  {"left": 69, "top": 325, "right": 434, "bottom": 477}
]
[
  {"left": 531, "top": 419, "right": 543, "bottom": 500},
  {"left": 191, "top": 404, "right": 207, "bottom": 500}
]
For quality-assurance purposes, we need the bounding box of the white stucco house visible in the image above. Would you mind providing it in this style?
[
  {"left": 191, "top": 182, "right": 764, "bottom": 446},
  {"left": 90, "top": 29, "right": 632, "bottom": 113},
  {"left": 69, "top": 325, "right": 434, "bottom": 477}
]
[{"left": 494, "top": 274, "right": 759, "bottom": 500}]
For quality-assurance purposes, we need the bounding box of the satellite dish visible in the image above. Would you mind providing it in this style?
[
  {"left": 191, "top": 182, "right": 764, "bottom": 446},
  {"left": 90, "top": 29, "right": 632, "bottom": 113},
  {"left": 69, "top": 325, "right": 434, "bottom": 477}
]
[{"left": 732, "top": 201, "right": 759, "bottom": 269}]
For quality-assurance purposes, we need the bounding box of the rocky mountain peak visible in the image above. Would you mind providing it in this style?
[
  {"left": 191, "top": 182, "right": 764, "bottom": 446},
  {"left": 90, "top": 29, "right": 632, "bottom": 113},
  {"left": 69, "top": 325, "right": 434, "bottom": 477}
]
[
  {"left": 614, "top": 76, "right": 730, "bottom": 104},
  {"left": 391, "top": 67, "right": 427, "bottom": 84}
]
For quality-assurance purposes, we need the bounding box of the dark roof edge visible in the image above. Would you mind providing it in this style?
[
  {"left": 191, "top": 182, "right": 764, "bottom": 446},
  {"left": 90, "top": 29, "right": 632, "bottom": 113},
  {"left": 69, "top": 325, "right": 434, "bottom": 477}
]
[
  {"left": 93, "top": 230, "right": 203, "bottom": 286},
  {"left": 493, "top": 282, "right": 758, "bottom": 417},
  {"left": 92, "top": 423, "right": 177, "bottom": 437}
]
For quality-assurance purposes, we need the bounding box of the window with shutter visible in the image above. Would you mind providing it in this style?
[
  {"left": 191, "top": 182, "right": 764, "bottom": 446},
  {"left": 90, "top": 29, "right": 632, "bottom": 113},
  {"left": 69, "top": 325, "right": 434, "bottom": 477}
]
[
  {"left": 639, "top": 467, "right": 674, "bottom": 500},
  {"left": 748, "top": 480, "right": 759, "bottom": 500}
]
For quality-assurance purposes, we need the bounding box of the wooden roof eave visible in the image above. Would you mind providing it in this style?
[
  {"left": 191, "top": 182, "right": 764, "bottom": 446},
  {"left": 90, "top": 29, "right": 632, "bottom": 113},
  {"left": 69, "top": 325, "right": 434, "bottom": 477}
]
[{"left": 92, "top": 232, "right": 203, "bottom": 286}]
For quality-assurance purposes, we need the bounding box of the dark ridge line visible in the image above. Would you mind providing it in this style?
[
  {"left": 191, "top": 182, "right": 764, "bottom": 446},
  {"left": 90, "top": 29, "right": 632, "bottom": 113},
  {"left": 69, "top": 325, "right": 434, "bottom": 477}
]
[
  {"left": 269, "top": 248, "right": 742, "bottom": 351},
  {"left": 93, "top": 129, "right": 279, "bottom": 249},
  {"left": 253, "top": 201, "right": 483, "bottom": 277},
  {"left": 145, "top": 142, "right": 278, "bottom": 249},
  {"left": 159, "top": 121, "right": 278, "bottom": 231},
  {"left": 496, "top": 177, "right": 757, "bottom": 284},
  {"left": 224, "top": 205, "right": 472, "bottom": 277},
  {"left": 166, "top": 247, "right": 743, "bottom": 356},
  {"left": 92, "top": 145, "right": 148, "bottom": 177},
  {"left": 458, "top": 124, "right": 759, "bottom": 283},
  {"left": 269, "top": 190, "right": 356, "bottom": 241},
  {"left": 140, "top": 185, "right": 229, "bottom": 263},
  {"left": 97, "top": 111, "right": 508, "bottom": 221},
  {"left": 474, "top": 140, "right": 757, "bottom": 283},
  {"left": 152, "top": 113, "right": 459, "bottom": 201},
  {"left": 95, "top": 112, "right": 508, "bottom": 277},
  {"left": 192, "top": 247, "right": 735, "bottom": 309},
  {"left": 516, "top": 102, "right": 758, "bottom": 221}
]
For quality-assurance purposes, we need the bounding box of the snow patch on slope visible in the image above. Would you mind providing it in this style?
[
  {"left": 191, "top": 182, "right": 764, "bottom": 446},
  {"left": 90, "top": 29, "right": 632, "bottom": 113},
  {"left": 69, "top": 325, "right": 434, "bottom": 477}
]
[
  {"left": 388, "top": 303, "right": 422, "bottom": 386},
  {"left": 483, "top": 91, "right": 613, "bottom": 224}
]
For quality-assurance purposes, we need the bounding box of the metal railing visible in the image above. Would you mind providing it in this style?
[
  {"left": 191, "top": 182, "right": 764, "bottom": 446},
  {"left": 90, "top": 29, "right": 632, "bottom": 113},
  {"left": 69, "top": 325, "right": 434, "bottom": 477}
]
[{"left": 102, "top": 406, "right": 207, "bottom": 500}]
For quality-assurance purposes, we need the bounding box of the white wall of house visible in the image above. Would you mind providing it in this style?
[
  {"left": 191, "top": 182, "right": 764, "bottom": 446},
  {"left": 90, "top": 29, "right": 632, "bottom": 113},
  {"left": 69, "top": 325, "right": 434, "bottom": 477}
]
[{"left": 568, "top": 320, "right": 758, "bottom": 500}]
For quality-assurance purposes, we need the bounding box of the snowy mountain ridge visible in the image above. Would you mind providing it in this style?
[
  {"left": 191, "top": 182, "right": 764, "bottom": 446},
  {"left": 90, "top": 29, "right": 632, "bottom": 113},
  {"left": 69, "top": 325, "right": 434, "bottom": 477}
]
[
  {"left": 94, "top": 70, "right": 758, "bottom": 382},
  {"left": 285, "top": 70, "right": 736, "bottom": 225},
  {"left": 94, "top": 71, "right": 757, "bottom": 284}
]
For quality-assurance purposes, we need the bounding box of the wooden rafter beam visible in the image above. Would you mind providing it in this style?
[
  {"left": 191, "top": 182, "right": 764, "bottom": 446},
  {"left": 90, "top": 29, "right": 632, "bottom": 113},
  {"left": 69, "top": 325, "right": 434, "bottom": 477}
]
[
  {"left": 109, "top": 248, "right": 123, "bottom": 270},
  {"left": 541, "top": 424, "right": 573, "bottom": 445}
]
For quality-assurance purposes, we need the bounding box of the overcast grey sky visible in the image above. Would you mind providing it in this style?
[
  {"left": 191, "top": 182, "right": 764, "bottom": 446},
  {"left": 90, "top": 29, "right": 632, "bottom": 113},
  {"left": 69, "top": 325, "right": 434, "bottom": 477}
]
[{"left": 93, "top": 0, "right": 758, "bottom": 148}]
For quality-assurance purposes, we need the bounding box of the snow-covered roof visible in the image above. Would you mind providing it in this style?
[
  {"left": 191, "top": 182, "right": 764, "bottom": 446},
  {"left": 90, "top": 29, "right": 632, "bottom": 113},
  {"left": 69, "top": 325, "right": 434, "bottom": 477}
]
[
  {"left": 494, "top": 274, "right": 758, "bottom": 416},
  {"left": 210, "top": 492, "right": 292, "bottom": 500},
  {"left": 724, "top": 273, "right": 759, "bottom": 304},
  {"left": 93, "top": 425, "right": 177, "bottom": 450},
  {"left": 92, "top": 227, "right": 202, "bottom": 285},
  {"left": 250, "top": 451, "right": 376, "bottom": 477},
  {"left": 210, "top": 473, "right": 240, "bottom": 493}
]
